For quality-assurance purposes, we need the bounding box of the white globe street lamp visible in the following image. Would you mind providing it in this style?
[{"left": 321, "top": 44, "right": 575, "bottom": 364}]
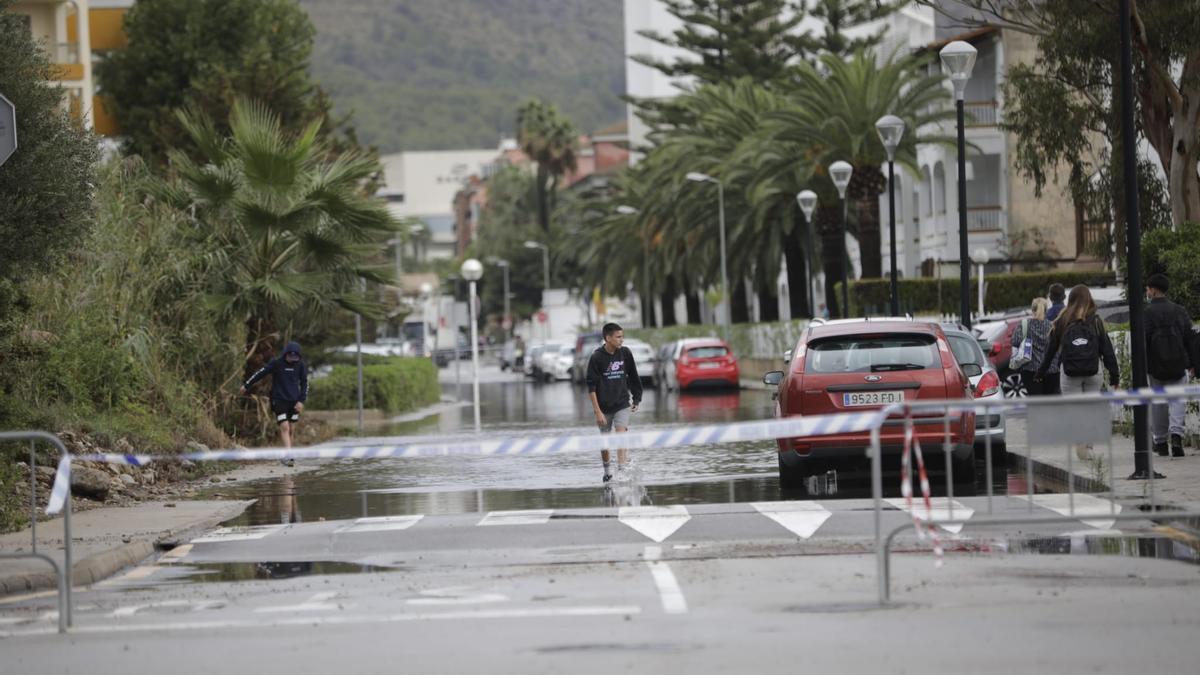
[
  {"left": 461, "top": 258, "right": 484, "bottom": 433},
  {"left": 875, "top": 114, "right": 907, "bottom": 316},
  {"left": 941, "top": 40, "right": 979, "bottom": 328},
  {"left": 829, "top": 161, "right": 854, "bottom": 318},
  {"left": 686, "top": 171, "right": 730, "bottom": 339},
  {"left": 523, "top": 240, "right": 551, "bottom": 341},
  {"left": 796, "top": 190, "right": 819, "bottom": 317}
]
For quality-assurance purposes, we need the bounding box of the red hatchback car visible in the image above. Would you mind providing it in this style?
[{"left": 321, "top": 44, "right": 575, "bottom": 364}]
[
  {"left": 764, "top": 319, "right": 979, "bottom": 490},
  {"left": 666, "top": 338, "right": 740, "bottom": 390}
]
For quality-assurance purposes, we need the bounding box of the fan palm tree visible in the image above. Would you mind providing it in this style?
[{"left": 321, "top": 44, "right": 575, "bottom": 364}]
[
  {"left": 517, "top": 99, "right": 579, "bottom": 234},
  {"left": 158, "top": 99, "right": 399, "bottom": 383}
]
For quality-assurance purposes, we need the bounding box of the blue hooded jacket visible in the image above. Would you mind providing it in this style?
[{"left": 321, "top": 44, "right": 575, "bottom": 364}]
[{"left": 244, "top": 341, "right": 308, "bottom": 402}]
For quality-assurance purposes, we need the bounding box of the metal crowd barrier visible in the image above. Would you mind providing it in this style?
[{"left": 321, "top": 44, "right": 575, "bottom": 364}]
[
  {"left": 869, "top": 384, "right": 1200, "bottom": 604},
  {"left": 0, "top": 431, "right": 72, "bottom": 633}
]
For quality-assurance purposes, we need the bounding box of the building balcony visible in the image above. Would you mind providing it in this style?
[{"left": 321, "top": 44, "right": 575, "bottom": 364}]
[
  {"left": 965, "top": 101, "right": 999, "bottom": 127},
  {"left": 966, "top": 205, "right": 1005, "bottom": 232}
]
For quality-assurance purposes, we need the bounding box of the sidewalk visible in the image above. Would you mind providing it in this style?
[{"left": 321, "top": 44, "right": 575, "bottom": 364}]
[
  {"left": 0, "top": 499, "right": 253, "bottom": 596},
  {"left": 1005, "top": 416, "right": 1200, "bottom": 511}
]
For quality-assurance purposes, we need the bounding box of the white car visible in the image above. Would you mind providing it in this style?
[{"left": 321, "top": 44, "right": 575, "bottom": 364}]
[
  {"left": 534, "top": 341, "right": 564, "bottom": 382},
  {"left": 944, "top": 324, "right": 1007, "bottom": 459},
  {"left": 623, "top": 339, "right": 656, "bottom": 385},
  {"left": 550, "top": 344, "right": 576, "bottom": 381}
]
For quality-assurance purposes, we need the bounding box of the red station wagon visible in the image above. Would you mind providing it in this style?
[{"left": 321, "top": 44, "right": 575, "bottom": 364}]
[{"left": 764, "top": 319, "right": 979, "bottom": 490}]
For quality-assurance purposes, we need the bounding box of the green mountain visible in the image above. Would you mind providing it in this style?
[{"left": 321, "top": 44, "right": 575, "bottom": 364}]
[{"left": 300, "top": 0, "right": 627, "bottom": 153}]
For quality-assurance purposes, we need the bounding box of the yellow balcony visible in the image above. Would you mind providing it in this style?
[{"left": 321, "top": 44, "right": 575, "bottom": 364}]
[
  {"left": 93, "top": 94, "right": 119, "bottom": 136},
  {"left": 50, "top": 62, "right": 85, "bottom": 81}
]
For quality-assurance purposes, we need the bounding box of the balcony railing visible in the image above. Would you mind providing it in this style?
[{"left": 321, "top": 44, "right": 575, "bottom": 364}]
[
  {"left": 965, "top": 101, "right": 999, "bottom": 127},
  {"left": 966, "top": 206, "right": 1004, "bottom": 231}
]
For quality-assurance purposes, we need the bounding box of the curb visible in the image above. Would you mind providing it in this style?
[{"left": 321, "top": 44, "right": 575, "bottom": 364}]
[{"left": 0, "top": 500, "right": 253, "bottom": 597}]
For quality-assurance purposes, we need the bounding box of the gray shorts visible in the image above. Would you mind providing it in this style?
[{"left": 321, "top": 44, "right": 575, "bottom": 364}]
[{"left": 598, "top": 406, "right": 632, "bottom": 433}]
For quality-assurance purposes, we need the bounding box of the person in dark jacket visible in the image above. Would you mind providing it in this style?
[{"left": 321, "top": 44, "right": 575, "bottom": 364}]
[
  {"left": 1046, "top": 283, "right": 1066, "bottom": 322},
  {"left": 1143, "top": 273, "right": 1192, "bottom": 458},
  {"left": 586, "top": 323, "right": 642, "bottom": 482},
  {"left": 1035, "top": 285, "right": 1119, "bottom": 463},
  {"left": 242, "top": 341, "right": 309, "bottom": 462}
]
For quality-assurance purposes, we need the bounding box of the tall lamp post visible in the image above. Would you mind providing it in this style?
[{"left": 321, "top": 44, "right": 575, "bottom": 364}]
[
  {"left": 971, "top": 248, "right": 990, "bottom": 319},
  {"left": 685, "top": 172, "right": 730, "bottom": 339},
  {"left": 419, "top": 281, "right": 434, "bottom": 355},
  {"left": 523, "top": 240, "right": 551, "bottom": 341},
  {"left": 829, "top": 161, "right": 854, "bottom": 318},
  {"left": 875, "top": 114, "right": 907, "bottom": 316},
  {"left": 446, "top": 273, "right": 462, "bottom": 398},
  {"left": 461, "top": 258, "right": 483, "bottom": 433},
  {"left": 616, "top": 205, "right": 651, "bottom": 328},
  {"left": 940, "top": 40, "right": 978, "bottom": 329},
  {"left": 796, "top": 190, "right": 818, "bottom": 318},
  {"left": 485, "top": 257, "right": 511, "bottom": 340}
]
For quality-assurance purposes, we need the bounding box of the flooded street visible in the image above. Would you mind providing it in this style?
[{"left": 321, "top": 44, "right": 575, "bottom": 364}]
[{"left": 209, "top": 372, "right": 1017, "bottom": 526}]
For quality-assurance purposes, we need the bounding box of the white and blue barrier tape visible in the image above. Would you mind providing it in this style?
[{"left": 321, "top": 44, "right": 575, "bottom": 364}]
[{"left": 45, "top": 410, "right": 888, "bottom": 515}]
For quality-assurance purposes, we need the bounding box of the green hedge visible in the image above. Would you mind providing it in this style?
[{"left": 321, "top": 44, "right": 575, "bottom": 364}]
[
  {"left": 841, "top": 270, "right": 1118, "bottom": 316},
  {"left": 306, "top": 357, "right": 440, "bottom": 414},
  {"left": 1143, "top": 221, "right": 1200, "bottom": 318}
]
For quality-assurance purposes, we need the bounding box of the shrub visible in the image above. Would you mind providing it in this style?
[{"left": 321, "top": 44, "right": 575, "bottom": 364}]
[
  {"left": 1143, "top": 221, "right": 1200, "bottom": 318},
  {"left": 843, "top": 269, "right": 1118, "bottom": 316},
  {"left": 307, "top": 358, "right": 440, "bottom": 414}
]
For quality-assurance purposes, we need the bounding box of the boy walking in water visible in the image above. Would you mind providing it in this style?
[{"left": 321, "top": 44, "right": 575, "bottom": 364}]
[
  {"left": 586, "top": 323, "right": 642, "bottom": 482},
  {"left": 242, "top": 341, "right": 309, "bottom": 464}
]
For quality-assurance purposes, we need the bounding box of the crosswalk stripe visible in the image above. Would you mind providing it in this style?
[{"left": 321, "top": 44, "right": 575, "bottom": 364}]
[
  {"left": 751, "top": 501, "right": 832, "bottom": 539},
  {"left": 477, "top": 510, "right": 554, "bottom": 526},
  {"left": 619, "top": 505, "right": 690, "bottom": 543},
  {"left": 884, "top": 498, "right": 975, "bottom": 534},
  {"left": 1012, "top": 494, "right": 1121, "bottom": 530},
  {"left": 335, "top": 515, "right": 424, "bottom": 534},
  {"left": 190, "top": 524, "right": 287, "bottom": 543}
]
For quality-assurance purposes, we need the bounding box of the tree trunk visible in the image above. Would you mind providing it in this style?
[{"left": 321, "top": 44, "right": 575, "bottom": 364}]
[
  {"left": 1168, "top": 82, "right": 1200, "bottom": 226},
  {"left": 783, "top": 211, "right": 811, "bottom": 318},
  {"left": 536, "top": 164, "right": 550, "bottom": 233},
  {"left": 660, "top": 277, "right": 677, "bottom": 327},
  {"left": 850, "top": 165, "right": 886, "bottom": 279},
  {"left": 730, "top": 277, "right": 750, "bottom": 324},
  {"left": 757, "top": 284, "right": 780, "bottom": 322},
  {"left": 685, "top": 290, "right": 702, "bottom": 325},
  {"left": 243, "top": 315, "right": 279, "bottom": 386}
]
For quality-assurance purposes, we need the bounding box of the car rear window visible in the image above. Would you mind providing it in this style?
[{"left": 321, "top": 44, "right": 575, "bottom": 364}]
[
  {"left": 686, "top": 346, "right": 728, "bottom": 359},
  {"left": 807, "top": 334, "right": 939, "bottom": 373},
  {"left": 947, "top": 334, "right": 986, "bottom": 366}
]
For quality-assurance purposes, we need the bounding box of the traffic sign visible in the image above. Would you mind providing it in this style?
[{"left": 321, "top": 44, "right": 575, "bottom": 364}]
[{"left": 0, "top": 93, "right": 15, "bottom": 168}]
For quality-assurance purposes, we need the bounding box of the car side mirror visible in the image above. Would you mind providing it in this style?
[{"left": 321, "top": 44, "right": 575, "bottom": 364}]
[
  {"left": 763, "top": 370, "right": 785, "bottom": 386},
  {"left": 962, "top": 363, "right": 983, "bottom": 378},
  {"left": 783, "top": 349, "right": 792, "bottom": 364}
]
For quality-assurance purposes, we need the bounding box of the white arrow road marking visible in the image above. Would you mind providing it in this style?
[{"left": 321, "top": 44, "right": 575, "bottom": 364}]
[
  {"left": 109, "top": 600, "right": 225, "bottom": 618},
  {"left": 619, "top": 505, "right": 690, "bottom": 543},
  {"left": 256, "top": 592, "right": 347, "bottom": 613},
  {"left": 477, "top": 509, "right": 554, "bottom": 526},
  {"left": 643, "top": 546, "right": 688, "bottom": 614},
  {"left": 751, "top": 501, "right": 832, "bottom": 539},
  {"left": 191, "top": 524, "right": 286, "bottom": 543},
  {"left": 1013, "top": 494, "right": 1122, "bottom": 530},
  {"left": 335, "top": 515, "right": 424, "bottom": 534},
  {"left": 885, "top": 498, "right": 975, "bottom": 534},
  {"left": 407, "top": 587, "right": 507, "bottom": 606}
]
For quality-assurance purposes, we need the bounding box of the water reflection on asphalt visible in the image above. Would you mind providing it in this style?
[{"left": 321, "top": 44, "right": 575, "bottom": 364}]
[{"left": 207, "top": 379, "right": 1015, "bottom": 527}]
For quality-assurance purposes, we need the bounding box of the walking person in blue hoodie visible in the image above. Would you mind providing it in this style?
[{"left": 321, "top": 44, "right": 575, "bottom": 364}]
[{"left": 242, "top": 341, "right": 309, "bottom": 464}]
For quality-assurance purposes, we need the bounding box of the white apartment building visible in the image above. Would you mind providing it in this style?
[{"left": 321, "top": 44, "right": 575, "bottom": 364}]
[{"left": 11, "top": 0, "right": 95, "bottom": 128}]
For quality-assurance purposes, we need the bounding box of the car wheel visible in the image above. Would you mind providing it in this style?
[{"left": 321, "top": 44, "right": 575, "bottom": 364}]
[
  {"left": 978, "top": 440, "right": 1007, "bottom": 465},
  {"left": 952, "top": 454, "right": 977, "bottom": 496},
  {"left": 778, "top": 457, "right": 806, "bottom": 490},
  {"left": 1001, "top": 371, "right": 1026, "bottom": 398}
]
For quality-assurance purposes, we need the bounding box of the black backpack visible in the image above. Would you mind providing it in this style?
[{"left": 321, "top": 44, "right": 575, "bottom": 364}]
[
  {"left": 1060, "top": 318, "right": 1100, "bottom": 377},
  {"left": 1149, "top": 322, "right": 1188, "bottom": 380}
]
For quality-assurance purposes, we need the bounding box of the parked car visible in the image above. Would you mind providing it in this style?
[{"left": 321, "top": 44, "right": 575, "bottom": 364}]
[
  {"left": 943, "top": 324, "right": 1006, "bottom": 461},
  {"left": 549, "top": 344, "right": 576, "bottom": 381},
  {"left": 533, "top": 341, "right": 564, "bottom": 381},
  {"left": 623, "top": 338, "right": 656, "bottom": 386},
  {"left": 652, "top": 341, "right": 676, "bottom": 388},
  {"left": 973, "top": 316, "right": 1026, "bottom": 398},
  {"left": 571, "top": 331, "right": 603, "bottom": 384},
  {"left": 663, "top": 338, "right": 740, "bottom": 391},
  {"left": 523, "top": 342, "right": 545, "bottom": 378},
  {"left": 764, "top": 318, "right": 978, "bottom": 490}
]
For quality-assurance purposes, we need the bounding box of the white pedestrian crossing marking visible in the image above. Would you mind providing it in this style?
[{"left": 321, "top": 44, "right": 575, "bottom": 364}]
[
  {"left": 1013, "top": 494, "right": 1121, "bottom": 530},
  {"left": 619, "top": 505, "right": 690, "bottom": 543},
  {"left": 256, "top": 592, "right": 345, "bottom": 613},
  {"left": 191, "top": 524, "right": 286, "bottom": 543},
  {"left": 751, "top": 501, "right": 832, "bottom": 539},
  {"left": 477, "top": 510, "right": 554, "bottom": 526},
  {"left": 885, "top": 498, "right": 975, "bottom": 534},
  {"left": 335, "top": 515, "right": 424, "bottom": 534}
]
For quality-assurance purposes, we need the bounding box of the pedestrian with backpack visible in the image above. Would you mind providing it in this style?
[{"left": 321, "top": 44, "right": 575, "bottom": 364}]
[
  {"left": 1010, "top": 297, "right": 1059, "bottom": 396},
  {"left": 1143, "top": 273, "right": 1192, "bottom": 459},
  {"left": 242, "top": 341, "right": 309, "bottom": 465},
  {"left": 1035, "top": 285, "right": 1120, "bottom": 459}
]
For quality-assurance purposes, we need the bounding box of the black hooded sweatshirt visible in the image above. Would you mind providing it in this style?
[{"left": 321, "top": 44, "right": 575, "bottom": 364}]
[
  {"left": 586, "top": 345, "right": 642, "bottom": 414},
  {"left": 244, "top": 341, "right": 309, "bottom": 403}
]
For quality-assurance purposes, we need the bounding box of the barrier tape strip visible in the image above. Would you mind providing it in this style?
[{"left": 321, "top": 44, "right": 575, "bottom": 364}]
[
  {"left": 45, "top": 410, "right": 888, "bottom": 515},
  {"left": 900, "top": 421, "right": 943, "bottom": 567}
]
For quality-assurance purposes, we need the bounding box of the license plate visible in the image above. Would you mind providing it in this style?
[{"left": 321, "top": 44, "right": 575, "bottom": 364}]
[
  {"left": 698, "top": 362, "right": 721, "bottom": 369},
  {"left": 842, "top": 391, "right": 905, "bottom": 407}
]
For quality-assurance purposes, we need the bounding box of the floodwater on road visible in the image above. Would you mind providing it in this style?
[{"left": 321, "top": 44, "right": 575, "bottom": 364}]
[{"left": 206, "top": 376, "right": 1017, "bottom": 527}]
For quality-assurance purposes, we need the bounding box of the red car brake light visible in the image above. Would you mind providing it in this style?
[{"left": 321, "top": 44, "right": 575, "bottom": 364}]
[
  {"left": 974, "top": 370, "right": 1001, "bottom": 398},
  {"left": 989, "top": 342, "right": 1001, "bottom": 356}
]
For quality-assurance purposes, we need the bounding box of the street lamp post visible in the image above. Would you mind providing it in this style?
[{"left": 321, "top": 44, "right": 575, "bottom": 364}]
[
  {"left": 971, "top": 248, "right": 990, "bottom": 319},
  {"left": 446, "top": 273, "right": 462, "bottom": 398},
  {"left": 617, "top": 205, "right": 651, "bottom": 328},
  {"left": 486, "top": 257, "right": 511, "bottom": 340},
  {"left": 685, "top": 172, "right": 729, "bottom": 340},
  {"left": 796, "top": 190, "right": 818, "bottom": 318},
  {"left": 461, "top": 258, "right": 484, "bottom": 433},
  {"left": 875, "top": 114, "right": 907, "bottom": 317},
  {"left": 419, "top": 281, "right": 434, "bottom": 355},
  {"left": 940, "top": 40, "right": 978, "bottom": 329},
  {"left": 829, "top": 161, "right": 854, "bottom": 318},
  {"left": 523, "top": 240, "right": 551, "bottom": 341}
]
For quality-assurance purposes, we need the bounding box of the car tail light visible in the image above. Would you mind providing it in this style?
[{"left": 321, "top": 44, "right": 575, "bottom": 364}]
[
  {"left": 989, "top": 342, "right": 1001, "bottom": 356},
  {"left": 974, "top": 370, "right": 1001, "bottom": 398}
]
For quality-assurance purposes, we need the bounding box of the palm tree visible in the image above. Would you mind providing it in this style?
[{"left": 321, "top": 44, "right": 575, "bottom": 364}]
[
  {"left": 159, "top": 99, "right": 399, "bottom": 384},
  {"left": 517, "top": 99, "right": 579, "bottom": 234}
]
